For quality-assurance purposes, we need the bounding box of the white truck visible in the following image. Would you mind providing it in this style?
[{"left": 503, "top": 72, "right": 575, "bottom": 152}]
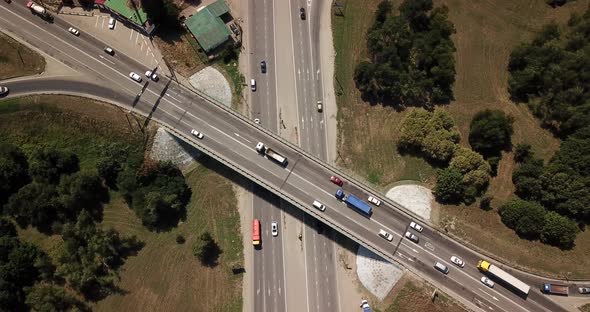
[
  {"left": 26, "top": 2, "right": 52, "bottom": 20},
  {"left": 477, "top": 260, "right": 530, "bottom": 295},
  {"left": 256, "top": 142, "right": 287, "bottom": 166}
]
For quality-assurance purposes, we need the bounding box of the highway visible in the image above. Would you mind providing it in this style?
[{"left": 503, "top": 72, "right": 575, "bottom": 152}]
[{"left": 0, "top": 2, "right": 574, "bottom": 312}]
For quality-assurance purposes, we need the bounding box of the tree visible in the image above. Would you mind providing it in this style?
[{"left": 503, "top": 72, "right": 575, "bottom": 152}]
[
  {"left": 0, "top": 218, "right": 17, "bottom": 238},
  {"left": 499, "top": 199, "right": 546, "bottom": 239},
  {"left": 399, "top": 108, "right": 460, "bottom": 162},
  {"left": 512, "top": 158, "right": 544, "bottom": 200},
  {"left": 97, "top": 157, "right": 122, "bottom": 189},
  {"left": 58, "top": 172, "right": 109, "bottom": 222},
  {"left": 192, "top": 232, "right": 222, "bottom": 267},
  {"left": 513, "top": 143, "right": 533, "bottom": 163},
  {"left": 479, "top": 195, "right": 493, "bottom": 211},
  {"left": 468, "top": 110, "right": 514, "bottom": 157},
  {"left": 434, "top": 168, "right": 464, "bottom": 203},
  {"left": 541, "top": 211, "right": 579, "bottom": 249},
  {"left": 449, "top": 147, "right": 491, "bottom": 191},
  {"left": 3, "top": 183, "right": 61, "bottom": 233},
  {"left": 25, "top": 283, "right": 87, "bottom": 312},
  {"left": 0, "top": 142, "right": 30, "bottom": 205},
  {"left": 29, "top": 148, "right": 79, "bottom": 184}
]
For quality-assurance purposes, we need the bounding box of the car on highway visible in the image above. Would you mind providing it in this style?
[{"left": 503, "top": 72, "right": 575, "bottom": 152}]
[
  {"left": 579, "top": 287, "right": 590, "bottom": 294},
  {"left": 260, "top": 61, "right": 267, "bottom": 73},
  {"left": 409, "top": 221, "right": 423, "bottom": 232},
  {"left": 450, "top": 256, "right": 465, "bottom": 268},
  {"left": 254, "top": 118, "right": 260, "bottom": 124},
  {"left": 378, "top": 229, "right": 393, "bottom": 241},
  {"left": 300, "top": 7, "right": 306, "bottom": 20},
  {"left": 145, "top": 70, "right": 159, "bottom": 82},
  {"left": 250, "top": 79, "right": 256, "bottom": 91},
  {"left": 481, "top": 276, "right": 495, "bottom": 288},
  {"left": 104, "top": 47, "right": 114, "bottom": 55},
  {"left": 271, "top": 221, "right": 278, "bottom": 237},
  {"left": 330, "top": 175, "right": 343, "bottom": 186},
  {"left": 190, "top": 129, "right": 204, "bottom": 139},
  {"left": 68, "top": 27, "right": 80, "bottom": 36},
  {"left": 312, "top": 200, "right": 326, "bottom": 211},
  {"left": 404, "top": 231, "right": 418, "bottom": 243},
  {"left": 0, "top": 86, "right": 8, "bottom": 97},
  {"left": 368, "top": 195, "right": 381, "bottom": 206},
  {"left": 108, "top": 17, "right": 116, "bottom": 29},
  {"left": 434, "top": 261, "right": 449, "bottom": 274},
  {"left": 129, "top": 72, "right": 142, "bottom": 82},
  {"left": 317, "top": 100, "right": 323, "bottom": 112}
]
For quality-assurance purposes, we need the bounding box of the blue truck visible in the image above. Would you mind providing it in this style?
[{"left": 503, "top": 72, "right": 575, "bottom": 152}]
[
  {"left": 335, "top": 189, "right": 372, "bottom": 216},
  {"left": 360, "top": 299, "right": 372, "bottom": 312}
]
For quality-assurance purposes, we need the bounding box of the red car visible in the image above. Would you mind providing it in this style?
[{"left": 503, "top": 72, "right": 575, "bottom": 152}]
[{"left": 330, "top": 176, "right": 343, "bottom": 186}]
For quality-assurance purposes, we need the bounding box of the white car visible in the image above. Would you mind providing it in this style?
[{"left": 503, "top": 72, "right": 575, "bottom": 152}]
[
  {"left": 450, "top": 256, "right": 465, "bottom": 268},
  {"left": 481, "top": 276, "right": 495, "bottom": 288},
  {"left": 271, "top": 221, "right": 278, "bottom": 237},
  {"left": 254, "top": 118, "right": 260, "bottom": 124},
  {"left": 0, "top": 86, "right": 8, "bottom": 96},
  {"left": 404, "top": 231, "right": 418, "bottom": 243},
  {"left": 368, "top": 195, "right": 381, "bottom": 206},
  {"left": 190, "top": 129, "right": 204, "bottom": 139},
  {"left": 68, "top": 27, "right": 80, "bottom": 36},
  {"left": 409, "top": 221, "right": 423, "bottom": 232},
  {"left": 108, "top": 17, "right": 116, "bottom": 29},
  {"left": 145, "top": 70, "right": 159, "bottom": 82},
  {"left": 129, "top": 72, "right": 142, "bottom": 82},
  {"left": 104, "top": 47, "right": 114, "bottom": 55},
  {"left": 378, "top": 229, "right": 393, "bottom": 241}
]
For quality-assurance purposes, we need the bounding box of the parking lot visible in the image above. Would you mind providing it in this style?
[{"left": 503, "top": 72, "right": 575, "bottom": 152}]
[{"left": 59, "top": 11, "right": 168, "bottom": 75}]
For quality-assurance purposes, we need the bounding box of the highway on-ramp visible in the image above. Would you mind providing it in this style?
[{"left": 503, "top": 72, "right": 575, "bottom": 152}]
[{"left": 0, "top": 3, "right": 573, "bottom": 312}]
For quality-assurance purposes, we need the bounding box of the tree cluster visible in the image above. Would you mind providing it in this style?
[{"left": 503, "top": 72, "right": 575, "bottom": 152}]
[
  {"left": 499, "top": 199, "right": 579, "bottom": 249},
  {"left": 508, "top": 8, "right": 590, "bottom": 137},
  {"left": 192, "top": 231, "right": 222, "bottom": 267},
  {"left": 118, "top": 160, "right": 191, "bottom": 231},
  {"left": 468, "top": 110, "right": 514, "bottom": 158},
  {"left": 398, "top": 108, "right": 460, "bottom": 162},
  {"left": 354, "top": 0, "right": 456, "bottom": 106}
]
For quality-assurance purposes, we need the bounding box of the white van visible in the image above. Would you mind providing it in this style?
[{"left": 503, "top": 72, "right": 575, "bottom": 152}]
[
  {"left": 312, "top": 200, "right": 325, "bottom": 211},
  {"left": 434, "top": 261, "right": 449, "bottom": 274},
  {"left": 250, "top": 79, "right": 256, "bottom": 91}
]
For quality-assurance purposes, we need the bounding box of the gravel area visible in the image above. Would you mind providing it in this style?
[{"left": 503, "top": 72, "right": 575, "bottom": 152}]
[
  {"left": 356, "top": 246, "right": 404, "bottom": 300},
  {"left": 149, "top": 128, "right": 201, "bottom": 169},
  {"left": 189, "top": 66, "right": 232, "bottom": 107},
  {"left": 386, "top": 184, "right": 434, "bottom": 221}
]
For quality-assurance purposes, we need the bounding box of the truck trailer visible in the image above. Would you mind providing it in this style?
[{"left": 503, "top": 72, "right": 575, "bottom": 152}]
[
  {"left": 26, "top": 2, "right": 52, "bottom": 20},
  {"left": 335, "top": 189, "right": 372, "bottom": 216},
  {"left": 477, "top": 260, "right": 530, "bottom": 295},
  {"left": 256, "top": 142, "right": 288, "bottom": 166},
  {"left": 542, "top": 283, "right": 569, "bottom": 296}
]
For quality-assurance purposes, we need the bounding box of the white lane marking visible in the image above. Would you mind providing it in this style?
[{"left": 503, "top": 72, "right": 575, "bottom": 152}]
[
  {"left": 234, "top": 132, "right": 252, "bottom": 144},
  {"left": 401, "top": 243, "right": 419, "bottom": 254},
  {"left": 166, "top": 94, "right": 181, "bottom": 103},
  {"left": 95, "top": 16, "right": 99, "bottom": 27},
  {"left": 129, "top": 28, "right": 133, "bottom": 40},
  {"left": 98, "top": 55, "right": 114, "bottom": 64},
  {"left": 479, "top": 288, "right": 499, "bottom": 301}
]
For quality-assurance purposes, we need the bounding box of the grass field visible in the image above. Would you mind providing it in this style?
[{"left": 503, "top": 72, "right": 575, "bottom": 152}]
[
  {"left": 0, "top": 32, "right": 45, "bottom": 80},
  {"left": 580, "top": 303, "right": 590, "bottom": 312},
  {"left": 379, "top": 276, "right": 466, "bottom": 312},
  {"left": 332, "top": 0, "right": 590, "bottom": 278},
  {"left": 1, "top": 96, "right": 243, "bottom": 311}
]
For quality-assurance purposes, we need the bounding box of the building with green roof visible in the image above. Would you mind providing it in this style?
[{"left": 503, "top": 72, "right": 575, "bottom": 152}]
[
  {"left": 97, "top": 0, "right": 155, "bottom": 35},
  {"left": 184, "top": 0, "right": 232, "bottom": 53}
]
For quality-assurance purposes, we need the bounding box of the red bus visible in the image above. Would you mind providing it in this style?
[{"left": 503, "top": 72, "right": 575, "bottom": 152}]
[{"left": 252, "top": 219, "right": 261, "bottom": 246}]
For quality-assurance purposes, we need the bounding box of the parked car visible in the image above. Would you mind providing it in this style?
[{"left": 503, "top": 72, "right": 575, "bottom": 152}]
[
  {"left": 145, "top": 70, "right": 159, "bottom": 82},
  {"left": 0, "top": 86, "right": 8, "bottom": 97},
  {"left": 378, "top": 229, "right": 393, "bottom": 241},
  {"left": 260, "top": 61, "right": 267, "bottom": 73},
  {"left": 481, "top": 276, "right": 495, "bottom": 288},
  {"left": 104, "top": 47, "right": 114, "bottom": 55},
  {"left": 108, "top": 17, "right": 116, "bottom": 29},
  {"left": 368, "top": 195, "right": 381, "bottom": 206},
  {"left": 129, "top": 72, "right": 142, "bottom": 82},
  {"left": 409, "top": 221, "right": 423, "bottom": 232},
  {"left": 271, "top": 221, "right": 278, "bottom": 237},
  {"left": 404, "top": 231, "right": 418, "bottom": 243},
  {"left": 68, "top": 27, "right": 80, "bottom": 36},
  {"left": 330, "top": 176, "right": 343, "bottom": 186},
  {"left": 300, "top": 7, "right": 306, "bottom": 20},
  {"left": 579, "top": 287, "right": 590, "bottom": 294},
  {"left": 450, "top": 256, "right": 465, "bottom": 268},
  {"left": 190, "top": 129, "right": 204, "bottom": 139}
]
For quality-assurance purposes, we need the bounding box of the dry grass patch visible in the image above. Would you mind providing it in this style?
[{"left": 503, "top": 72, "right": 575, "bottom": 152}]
[
  {"left": 155, "top": 30, "right": 206, "bottom": 78},
  {"left": 382, "top": 277, "right": 466, "bottom": 312},
  {"left": 0, "top": 32, "right": 45, "bottom": 79}
]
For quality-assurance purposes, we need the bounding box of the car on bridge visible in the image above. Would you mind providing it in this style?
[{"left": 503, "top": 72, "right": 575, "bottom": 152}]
[
  {"left": 104, "top": 47, "right": 114, "bottom": 55},
  {"left": 481, "top": 276, "right": 495, "bottom": 288},
  {"left": 404, "top": 231, "right": 418, "bottom": 243},
  {"left": 330, "top": 175, "right": 343, "bottom": 186},
  {"left": 378, "top": 229, "right": 393, "bottom": 241},
  {"left": 409, "top": 221, "right": 423, "bottom": 232},
  {"left": 68, "top": 27, "right": 80, "bottom": 36},
  {"left": 191, "top": 129, "right": 204, "bottom": 139},
  {"left": 451, "top": 256, "right": 465, "bottom": 268},
  {"left": 129, "top": 72, "right": 142, "bottom": 82},
  {"left": 368, "top": 195, "right": 381, "bottom": 206},
  {"left": 145, "top": 71, "right": 159, "bottom": 82}
]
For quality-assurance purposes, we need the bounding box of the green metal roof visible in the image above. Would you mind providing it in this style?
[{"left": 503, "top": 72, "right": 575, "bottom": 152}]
[
  {"left": 184, "top": 0, "right": 231, "bottom": 53},
  {"left": 105, "top": 0, "right": 148, "bottom": 26}
]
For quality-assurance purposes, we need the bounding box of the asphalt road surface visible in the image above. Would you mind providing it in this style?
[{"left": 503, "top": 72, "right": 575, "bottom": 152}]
[{"left": 0, "top": 2, "right": 577, "bottom": 312}]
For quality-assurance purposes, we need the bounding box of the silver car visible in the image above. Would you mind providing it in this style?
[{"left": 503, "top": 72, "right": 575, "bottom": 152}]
[
  {"left": 404, "top": 231, "right": 418, "bottom": 243},
  {"left": 481, "top": 276, "right": 495, "bottom": 288},
  {"left": 409, "top": 221, "right": 423, "bottom": 232},
  {"left": 379, "top": 229, "right": 393, "bottom": 241},
  {"left": 271, "top": 221, "right": 278, "bottom": 237},
  {"left": 190, "top": 129, "right": 204, "bottom": 139},
  {"left": 129, "top": 72, "right": 142, "bottom": 83}
]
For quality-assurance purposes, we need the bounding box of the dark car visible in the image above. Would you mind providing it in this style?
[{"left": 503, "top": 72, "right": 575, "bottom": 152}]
[
  {"left": 0, "top": 86, "right": 8, "bottom": 97},
  {"left": 300, "top": 8, "right": 306, "bottom": 20},
  {"left": 260, "top": 61, "right": 267, "bottom": 73}
]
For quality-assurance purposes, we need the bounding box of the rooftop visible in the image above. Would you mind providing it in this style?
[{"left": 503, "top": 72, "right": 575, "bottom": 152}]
[
  {"left": 184, "top": 0, "right": 232, "bottom": 53},
  {"left": 104, "top": 0, "right": 148, "bottom": 26}
]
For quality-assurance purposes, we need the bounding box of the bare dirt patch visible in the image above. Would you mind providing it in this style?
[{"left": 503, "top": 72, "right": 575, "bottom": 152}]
[{"left": 0, "top": 32, "right": 45, "bottom": 79}]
